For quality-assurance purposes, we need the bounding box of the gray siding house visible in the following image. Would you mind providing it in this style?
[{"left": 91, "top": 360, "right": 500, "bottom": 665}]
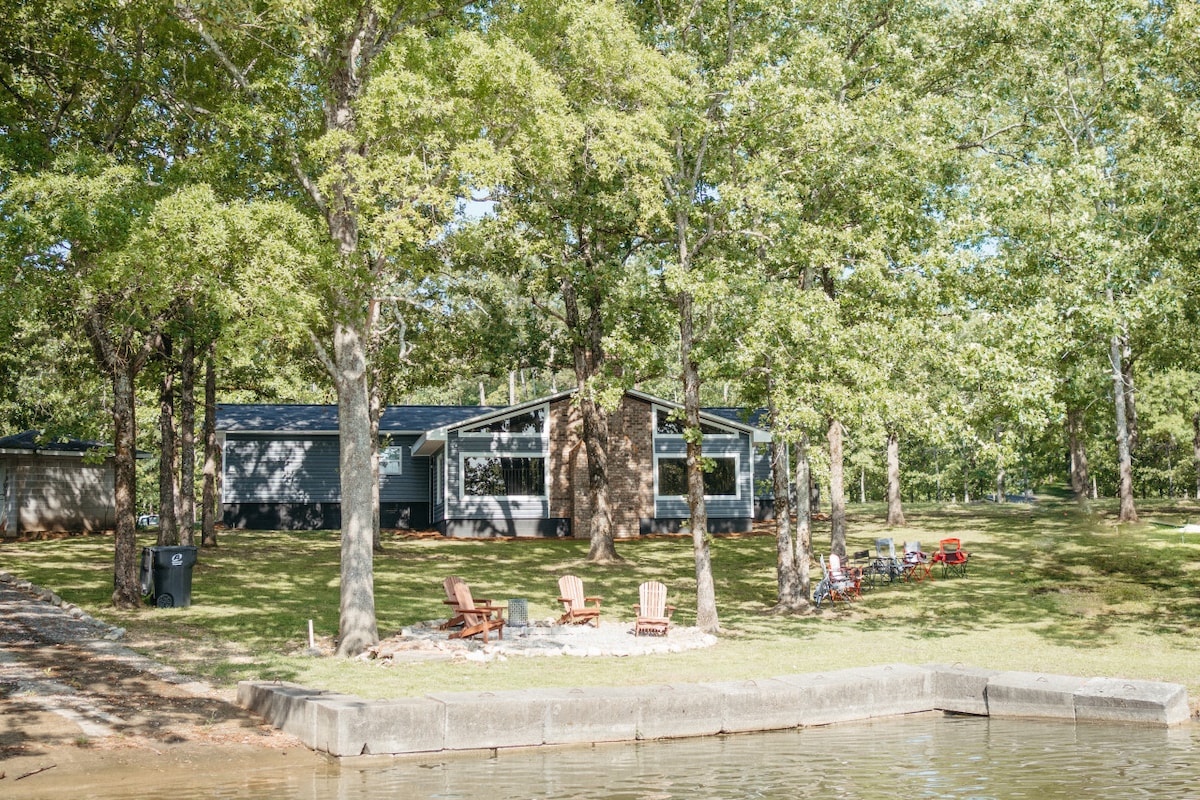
[
  {"left": 0, "top": 431, "right": 119, "bottom": 536},
  {"left": 217, "top": 390, "right": 772, "bottom": 537}
]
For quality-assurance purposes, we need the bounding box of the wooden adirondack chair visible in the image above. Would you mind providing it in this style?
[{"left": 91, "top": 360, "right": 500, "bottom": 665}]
[
  {"left": 439, "top": 576, "right": 492, "bottom": 630},
  {"left": 632, "top": 581, "right": 674, "bottom": 637},
  {"left": 557, "top": 575, "right": 602, "bottom": 626},
  {"left": 448, "top": 582, "right": 505, "bottom": 643}
]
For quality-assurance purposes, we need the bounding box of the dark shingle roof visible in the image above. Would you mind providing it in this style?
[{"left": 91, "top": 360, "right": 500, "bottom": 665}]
[
  {"left": 217, "top": 404, "right": 502, "bottom": 434},
  {"left": 703, "top": 407, "right": 770, "bottom": 429},
  {"left": 0, "top": 430, "right": 110, "bottom": 453}
]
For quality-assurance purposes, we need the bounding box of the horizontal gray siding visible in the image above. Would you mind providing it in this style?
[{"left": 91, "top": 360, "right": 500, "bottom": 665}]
[
  {"left": 753, "top": 446, "right": 773, "bottom": 498},
  {"left": 379, "top": 435, "right": 428, "bottom": 502},
  {"left": 223, "top": 436, "right": 341, "bottom": 503},
  {"left": 223, "top": 434, "right": 432, "bottom": 505}
]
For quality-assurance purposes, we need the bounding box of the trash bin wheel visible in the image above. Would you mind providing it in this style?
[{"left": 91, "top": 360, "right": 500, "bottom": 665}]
[{"left": 156, "top": 593, "right": 174, "bottom": 608}]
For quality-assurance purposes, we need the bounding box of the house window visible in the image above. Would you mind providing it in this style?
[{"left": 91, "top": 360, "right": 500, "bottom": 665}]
[
  {"left": 463, "top": 408, "right": 546, "bottom": 435},
  {"left": 380, "top": 446, "right": 404, "bottom": 476},
  {"left": 463, "top": 456, "right": 546, "bottom": 497},
  {"left": 654, "top": 409, "right": 733, "bottom": 436},
  {"left": 657, "top": 457, "right": 738, "bottom": 497}
]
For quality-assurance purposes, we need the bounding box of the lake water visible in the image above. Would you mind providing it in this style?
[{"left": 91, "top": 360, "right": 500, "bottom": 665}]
[{"left": 43, "top": 714, "right": 1200, "bottom": 799}]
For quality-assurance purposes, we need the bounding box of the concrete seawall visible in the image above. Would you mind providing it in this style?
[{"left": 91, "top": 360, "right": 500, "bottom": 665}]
[{"left": 238, "top": 663, "right": 1192, "bottom": 758}]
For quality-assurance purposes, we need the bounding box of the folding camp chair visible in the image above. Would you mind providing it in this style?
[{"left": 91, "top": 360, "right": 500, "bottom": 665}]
[
  {"left": 933, "top": 538, "right": 970, "bottom": 578},
  {"left": 902, "top": 541, "right": 932, "bottom": 582},
  {"left": 814, "top": 554, "right": 857, "bottom": 608},
  {"left": 870, "top": 538, "right": 904, "bottom": 584}
]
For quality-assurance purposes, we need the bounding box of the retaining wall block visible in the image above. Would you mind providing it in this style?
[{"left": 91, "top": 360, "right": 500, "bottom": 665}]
[
  {"left": 237, "top": 681, "right": 330, "bottom": 745},
  {"left": 542, "top": 686, "right": 644, "bottom": 744},
  {"left": 1074, "top": 677, "right": 1191, "bottom": 727},
  {"left": 635, "top": 683, "right": 726, "bottom": 740},
  {"left": 428, "top": 689, "right": 550, "bottom": 751},
  {"left": 704, "top": 678, "right": 811, "bottom": 733},
  {"left": 986, "top": 671, "right": 1088, "bottom": 720},
  {"left": 312, "top": 696, "right": 446, "bottom": 757},
  {"left": 924, "top": 663, "right": 1000, "bottom": 716},
  {"left": 774, "top": 665, "right": 933, "bottom": 726}
]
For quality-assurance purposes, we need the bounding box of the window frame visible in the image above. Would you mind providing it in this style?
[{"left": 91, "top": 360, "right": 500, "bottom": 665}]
[
  {"left": 459, "top": 453, "right": 549, "bottom": 499},
  {"left": 654, "top": 454, "right": 741, "bottom": 499},
  {"left": 379, "top": 445, "right": 404, "bottom": 476}
]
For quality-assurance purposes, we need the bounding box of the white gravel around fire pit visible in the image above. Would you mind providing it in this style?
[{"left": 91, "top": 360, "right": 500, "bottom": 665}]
[{"left": 363, "top": 619, "right": 718, "bottom": 664}]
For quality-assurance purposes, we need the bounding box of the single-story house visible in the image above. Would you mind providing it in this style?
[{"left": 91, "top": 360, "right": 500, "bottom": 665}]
[
  {"left": 217, "top": 389, "right": 774, "bottom": 538},
  {"left": 0, "top": 431, "right": 120, "bottom": 535}
]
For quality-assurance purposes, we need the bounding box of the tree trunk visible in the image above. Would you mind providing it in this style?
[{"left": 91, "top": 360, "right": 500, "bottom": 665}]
[
  {"left": 996, "top": 464, "right": 1006, "bottom": 504},
  {"left": 158, "top": 335, "right": 179, "bottom": 546},
  {"left": 827, "top": 418, "right": 846, "bottom": 559},
  {"left": 179, "top": 331, "right": 196, "bottom": 546},
  {"left": 201, "top": 345, "right": 219, "bottom": 547},
  {"left": 1192, "top": 411, "right": 1200, "bottom": 501},
  {"left": 85, "top": 309, "right": 157, "bottom": 608},
  {"left": 766, "top": 373, "right": 801, "bottom": 610},
  {"left": 793, "top": 436, "right": 813, "bottom": 608},
  {"left": 1109, "top": 330, "right": 1138, "bottom": 523},
  {"left": 679, "top": 291, "right": 718, "bottom": 634},
  {"left": 111, "top": 363, "right": 143, "bottom": 607},
  {"left": 333, "top": 318, "right": 379, "bottom": 656},
  {"left": 885, "top": 429, "right": 905, "bottom": 526},
  {"left": 1122, "top": 354, "right": 1138, "bottom": 455},
  {"left": 369, "top": 364, "right": 383, "bottom": 553},
  {"left": 561, "top": 275, "right": 620, "bottom": 563},
  {"left": 1067, "top": 407, "right": 1090, "bottom": 505},
  {"left": 859, "top": 467, "right": 865, "bottom": 503},
  {"left": 580, "top": 393, "right": 619, "bottom": 562}
]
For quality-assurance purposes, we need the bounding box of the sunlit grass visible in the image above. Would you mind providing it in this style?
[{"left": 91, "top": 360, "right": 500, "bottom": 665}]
[{"left": 1, "top": 494, "right": 1198, "bottom": 706}]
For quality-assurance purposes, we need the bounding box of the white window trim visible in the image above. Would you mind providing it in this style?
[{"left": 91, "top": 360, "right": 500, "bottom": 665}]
[
  {"left": 433, "top": 452, "right": 445, "bottom": 507},
  {"left": 380, "top": 445, "right": 404, "bottom": 476},
  {"left": 459, "top": 403, "right": 551, "bottom": 440},
  {"left": 651, "top": 405, "right": 740, "bottom": 440},
  {"left": 653, "top": 453, "right": 742, "bottom": 500},
  {"left": 458, "top": 452, "right": 550, "bottom": 499}
]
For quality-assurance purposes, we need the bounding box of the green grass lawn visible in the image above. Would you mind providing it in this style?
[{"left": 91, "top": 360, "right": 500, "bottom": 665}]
[{"left": 2, "top": 495, "right": 1198, "bottom": 707}]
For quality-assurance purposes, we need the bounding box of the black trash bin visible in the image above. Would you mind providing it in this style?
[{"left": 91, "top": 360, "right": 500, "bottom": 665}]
[{"left": 139, "top": 545, "right": 197, "bottom": 608}]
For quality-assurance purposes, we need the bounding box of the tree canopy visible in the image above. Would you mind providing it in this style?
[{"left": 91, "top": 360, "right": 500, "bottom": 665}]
[{"left": 4, "top": 0, "right": 1199, "bottom": 632}]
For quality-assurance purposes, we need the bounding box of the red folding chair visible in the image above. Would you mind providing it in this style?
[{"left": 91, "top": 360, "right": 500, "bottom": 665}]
[{"left": 933, "top": 538, "right": 969, "bottom": 578}]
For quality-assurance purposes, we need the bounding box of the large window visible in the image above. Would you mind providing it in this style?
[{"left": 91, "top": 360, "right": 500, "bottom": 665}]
[
  {"left": 463, "top": 408, "right": 546, "bottom": 435},
  {"left": 657, "top": 457, "right": 738, "bottom": 497},
  {"left": 463, "top": 456, "right": 546, "bottom": 497}
]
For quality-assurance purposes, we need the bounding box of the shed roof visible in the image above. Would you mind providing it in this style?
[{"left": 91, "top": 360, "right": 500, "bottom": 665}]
[{"left": 0, "top": 430, "right": 112, "bottom": 456}]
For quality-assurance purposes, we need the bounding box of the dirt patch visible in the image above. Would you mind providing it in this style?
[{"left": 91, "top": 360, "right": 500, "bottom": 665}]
[{"left": 0, "top": 581, "right": 326, "bottom": 792}]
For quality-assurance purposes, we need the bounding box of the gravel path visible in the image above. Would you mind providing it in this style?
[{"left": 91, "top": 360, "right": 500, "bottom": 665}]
[{"left": 366, "top": 618, "right": 718, "bottom": 663}]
